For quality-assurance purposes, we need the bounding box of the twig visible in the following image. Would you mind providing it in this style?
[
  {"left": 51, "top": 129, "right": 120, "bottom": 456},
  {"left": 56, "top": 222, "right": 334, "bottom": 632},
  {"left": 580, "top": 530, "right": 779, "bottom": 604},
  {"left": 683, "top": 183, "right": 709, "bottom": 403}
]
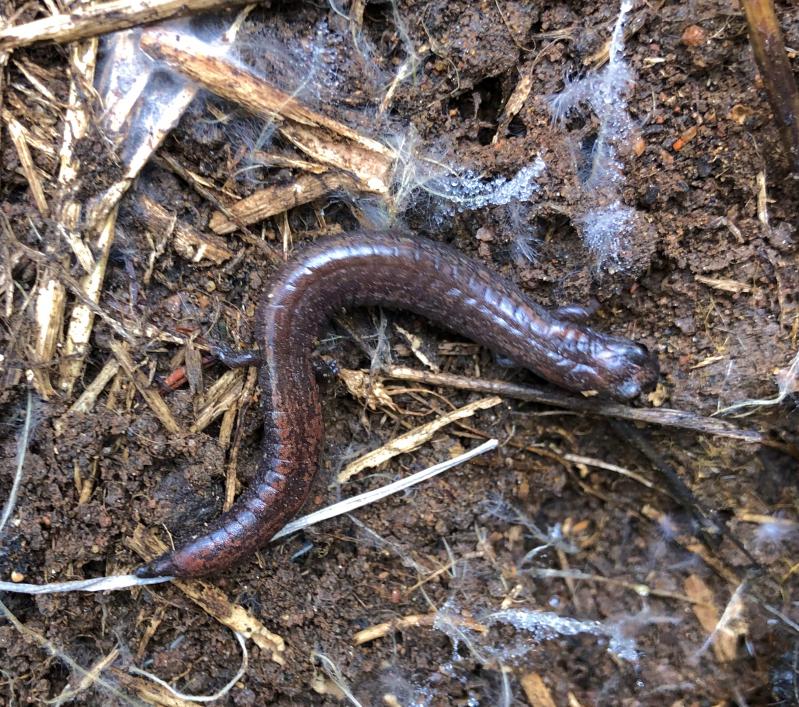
[
  {"left": 58, "top": 211, "right": 117, "bottom": 395},
  {"left": 404, "top": 551, "right": 484, "bottom": 595},
  {"left": 224, "top": 367, "right": 258, "bottom": 512},
  {"left": 0, "top": 0, "right": 249, "bottom": 50},
  {"left": 154, "top": 152, "right": 279, "bottom": 259},
  {"left": 0, "top": 388, "right": 33, "bottom": 532},
  {"left": 53, "top": 647, "right": 122, "bottom": 704},
  {"left": 139, "top": 29, "right": 395, "bottom": 195},
  {"left": 273, "top": 439, "right": 499, "bottom": 540},
  {"left": 1, "top": 105, "right": 56, "bottom": 155},
  {"left": 520, "top": 672, "right": 557, "bottom": 707},
  {"left": 311, "top": 652, "right": 362, "bottom": 707},
  {"left": 740, "top": 0, "right": 799, "bottom": 172},
  {"left": 639, "top": 505, "right": 742, "bottom": 586},
  {"left": 189, "top": 368, "right": 245, "bottom": 433},
  {"left": 57, "top": 15, "right": 250, "bottom": 396},
  {"left": 208, "top": 172, "right": 358, "bottom": 235},
  {"left": 337, "top": 396, "right": 502, "bottom": 483},
  {"left": 378, "top": 365, "right": 770, "bottom": 445},
  {"left": 108, "top": 669, "right": 197, "bottom": 707},
  {"left": 6, "top": 115, "right": 49, "bottom": 215},
  {"left": 110, "top": 340, "right": 182, "bottom": 435},
  {"left": 31, "top": 258, "right": 66, "bottom": 399},
  {"left": 562, "top": 452, "right": 661, "bottom": 493},
  {"left": 610, "top": 419, "right": 760, "bottom": 569},
  {"left": 714, "top": 347, "right": 799, "bottom": 416},
  {"left": 0, "top": 598, "right": 137, "bottom": 705},
  {"left": 684, "top": 574, "right": 739, "bottom": 663},
  {"left": 16, "top": 236, "right": 137, "bottom": 345},
  {"left": 52, "top": 39, "right": 99, "bottom": 396},
  {"left": 57, "top": 223, "right": 97, "bottom": 274},
  {"left": 135, "top": 193, "right": 233, "bottom": 264},
  {"left": 692, "top": 582, "right": 748, "bottom": 663},
  {"left": 525, "top": 568, "right": 710, "bottom": 605},
  {"left": 353, "top": 611, "right": 487, "bottom": 645}
]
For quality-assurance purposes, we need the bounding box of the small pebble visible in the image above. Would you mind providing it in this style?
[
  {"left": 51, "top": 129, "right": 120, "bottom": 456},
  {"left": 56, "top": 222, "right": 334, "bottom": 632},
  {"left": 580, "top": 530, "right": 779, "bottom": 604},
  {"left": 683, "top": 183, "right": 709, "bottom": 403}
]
[
  {"left": 681, "top": 24, "right": 706, "bottom": 47},
  {"left": 696, "top": 158, "right": 713, "bottom": 178},
  {"left": 675, "top": 316, "right": 695, "bottom": 335},
  {"left": 729, "top": 104, "right": 753, "bottom": 125},
  {"left": 640, "top": 184, "right": 659, "bottom": 208},
  {"left": 11, "top": 571, "right": 24, "bottom": 583}
]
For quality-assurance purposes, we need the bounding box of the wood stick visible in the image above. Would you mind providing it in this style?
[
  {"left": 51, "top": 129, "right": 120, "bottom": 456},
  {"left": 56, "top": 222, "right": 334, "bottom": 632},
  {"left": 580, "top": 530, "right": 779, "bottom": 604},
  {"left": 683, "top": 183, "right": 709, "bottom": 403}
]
[
  {"left": 55, "top": 39, "right": 100, "bottom": 396},
  {"left": 54, "top": 358, "right": 120, "bottom": 435},
  {"left": 338, "top": 396, "right": 503, "bottom": 483},
  {"left": 59, "top": 211, "right": 117, "bottom": 395},
  {"left": 110, "top": 340, "right": 182, "bottom": 435},
  {"left": 139, "top": 29, "right": 395, "bottom": 195},
  {"left": 136, "top": 193, "right": 233, "bottom": 263},
  {"left": 25, "top": 37, "right": 91, "bottom": 397},
  {"left": 1, "top": 108, "right": 58, "bottom": 158},
  {"left": 378, "top": 365, "right": 770, "bottom": 445},
  {"left": 0, "top": 0, "right": 248, "bottom": 51},
  {"left": 189, "top": 368, "right": 245, "bottom": 434},
  {"left": 6, "top": 116, "right": 49, "bottom": 216},
  {"left": 354, "top": 612, "right": 487, "bottom": 645},
  {"left": 740, "top": 0, "right": 799, "bottom": 173},
  {"left": 209, "top": 172, "right": 356, "bottom": 234},
  {"left": 13, "top": 236, "right": 195, "bottom": 348}
]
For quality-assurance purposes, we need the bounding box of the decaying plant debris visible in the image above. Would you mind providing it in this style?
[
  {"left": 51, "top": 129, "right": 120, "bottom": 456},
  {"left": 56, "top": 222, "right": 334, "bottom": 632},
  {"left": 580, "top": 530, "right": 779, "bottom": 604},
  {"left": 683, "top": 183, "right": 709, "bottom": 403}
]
[{"left": 1, "top": 0, "right": 799, "bottom": 704}]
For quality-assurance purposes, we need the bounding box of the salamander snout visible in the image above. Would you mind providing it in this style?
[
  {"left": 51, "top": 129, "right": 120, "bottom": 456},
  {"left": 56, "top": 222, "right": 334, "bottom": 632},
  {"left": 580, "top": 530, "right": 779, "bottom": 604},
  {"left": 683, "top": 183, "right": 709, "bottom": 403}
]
[{"left": 605, "top": 341, "right": 659, "bottom": 400}]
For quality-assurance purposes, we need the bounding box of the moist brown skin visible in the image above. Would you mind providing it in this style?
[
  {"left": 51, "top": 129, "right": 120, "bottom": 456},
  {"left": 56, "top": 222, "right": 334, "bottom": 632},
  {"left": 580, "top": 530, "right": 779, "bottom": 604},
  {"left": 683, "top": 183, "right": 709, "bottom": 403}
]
[{"left": 136, "top": 231, "right": 658, "bottom": 578}]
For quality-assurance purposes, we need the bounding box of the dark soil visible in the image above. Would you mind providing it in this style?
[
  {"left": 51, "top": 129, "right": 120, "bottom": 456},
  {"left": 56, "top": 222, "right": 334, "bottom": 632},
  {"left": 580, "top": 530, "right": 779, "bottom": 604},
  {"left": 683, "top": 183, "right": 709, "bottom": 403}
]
[{"left": 2, "top": 0, "right": 799, "bottom": 704}]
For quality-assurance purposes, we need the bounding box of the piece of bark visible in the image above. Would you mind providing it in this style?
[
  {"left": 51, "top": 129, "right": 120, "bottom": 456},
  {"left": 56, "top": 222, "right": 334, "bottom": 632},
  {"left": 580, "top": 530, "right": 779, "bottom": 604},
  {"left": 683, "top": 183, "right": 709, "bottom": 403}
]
[
  {"left": 136, "top": 193, "right": 234, "bottom": 263},
  {"left": 209, "top": 173, "right": 356, "bottom": 235}
]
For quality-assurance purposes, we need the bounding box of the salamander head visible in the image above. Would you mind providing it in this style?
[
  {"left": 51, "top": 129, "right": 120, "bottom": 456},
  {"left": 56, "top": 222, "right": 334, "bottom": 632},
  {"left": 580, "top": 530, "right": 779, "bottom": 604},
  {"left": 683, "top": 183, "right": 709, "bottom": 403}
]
[{"left": 594, "top": 339, "right": 659, "bottom": 401}]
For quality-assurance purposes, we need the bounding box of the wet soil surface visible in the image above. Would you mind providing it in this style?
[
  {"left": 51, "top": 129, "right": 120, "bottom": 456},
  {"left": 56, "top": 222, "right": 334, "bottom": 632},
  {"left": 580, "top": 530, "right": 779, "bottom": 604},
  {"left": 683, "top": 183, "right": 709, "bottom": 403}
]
[{"left": 1, "top": 0, "right": 799, "bottom": 704}]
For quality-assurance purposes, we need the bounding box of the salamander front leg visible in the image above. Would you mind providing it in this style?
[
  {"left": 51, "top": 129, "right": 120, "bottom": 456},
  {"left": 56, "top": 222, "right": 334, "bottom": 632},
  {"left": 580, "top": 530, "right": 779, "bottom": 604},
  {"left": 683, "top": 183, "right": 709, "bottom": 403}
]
[
  {"left": 210, "top": 343, "right": 262, "bottom": 368},
  {"left": 553, "top": 298, "right": 600, "bottom": 323},
  {"left": 312, "top": 354, "right": 340, "bottom": 381}
]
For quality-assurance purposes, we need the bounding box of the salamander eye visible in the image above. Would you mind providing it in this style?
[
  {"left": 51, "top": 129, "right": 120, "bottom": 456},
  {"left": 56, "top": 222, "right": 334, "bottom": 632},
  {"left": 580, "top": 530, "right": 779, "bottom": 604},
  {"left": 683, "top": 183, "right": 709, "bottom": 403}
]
[{"left": 623, "top": 343, "right": 655, "bottom": 368}]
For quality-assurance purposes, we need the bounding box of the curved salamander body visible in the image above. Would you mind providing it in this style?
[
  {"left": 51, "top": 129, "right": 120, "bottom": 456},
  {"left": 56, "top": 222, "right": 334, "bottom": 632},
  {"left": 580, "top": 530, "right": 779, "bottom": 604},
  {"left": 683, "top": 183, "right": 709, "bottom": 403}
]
[{"left": 136, "top": 231, "right": 658, "bottom": 578}]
